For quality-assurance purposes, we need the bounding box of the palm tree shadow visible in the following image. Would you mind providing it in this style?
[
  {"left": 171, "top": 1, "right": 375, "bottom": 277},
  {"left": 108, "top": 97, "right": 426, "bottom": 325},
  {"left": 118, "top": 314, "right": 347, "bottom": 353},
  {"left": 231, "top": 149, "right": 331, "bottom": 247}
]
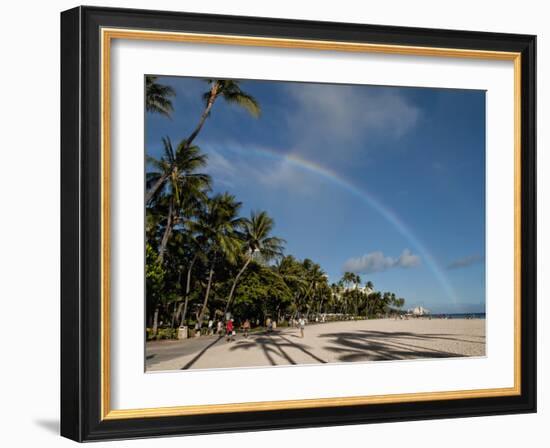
[
  {"left": 276, "top": 334, "right": 327, "bottom": 364},
  {"left": 180, "top": 336, "right": 223, "bottom": 369},
  {"left": 229, "top": 333, "right": 326, "bottom": 366},
  {"left": 321, "top": 330, "right": 483, "bottom": 345},
  {"left": 229, "top": 336, "right": 294, "bottom": 366},
  {"left": 320, "top": 330, "right": 478, "bottom": 362}
]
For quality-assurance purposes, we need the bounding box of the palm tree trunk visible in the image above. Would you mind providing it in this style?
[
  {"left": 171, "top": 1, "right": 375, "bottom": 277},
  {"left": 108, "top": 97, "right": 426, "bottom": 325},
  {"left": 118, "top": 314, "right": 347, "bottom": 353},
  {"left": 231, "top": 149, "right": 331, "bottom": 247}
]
[
  {"left": 145, "top": 171, "right": 169, "bottom": 204},
  {"left": 174, "top": 302, "right": 184, "bottom": 327},
  {"left": 170, "top": 301, "right": 178, "bottom": 328},
  {"left": 152, "top": 306, "right": 160, "bottom": 336},
  {"left": 171, "top": 271, "right": 184, "bottom": 328},
  {"left": 180, "top": 254, "right": 198, "bottom": 324},
  {"left": 185, "top": 82, "right": 220, "bottom": 148},
  {"left": 157, "top": 201, "right": 174, "bottom": 264},
  {"left": 198, "top": 266, "right": 215, "bottom": 324},
  {"left": 224, "top": 256, "right": 252, "bottom": 314}
]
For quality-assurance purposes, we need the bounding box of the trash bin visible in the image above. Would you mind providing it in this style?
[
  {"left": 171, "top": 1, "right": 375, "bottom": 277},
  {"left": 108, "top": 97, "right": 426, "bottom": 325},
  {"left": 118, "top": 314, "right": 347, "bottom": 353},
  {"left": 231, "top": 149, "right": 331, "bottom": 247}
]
[{"left": 178, "top": 326, "right": 188, "bottom": 340}]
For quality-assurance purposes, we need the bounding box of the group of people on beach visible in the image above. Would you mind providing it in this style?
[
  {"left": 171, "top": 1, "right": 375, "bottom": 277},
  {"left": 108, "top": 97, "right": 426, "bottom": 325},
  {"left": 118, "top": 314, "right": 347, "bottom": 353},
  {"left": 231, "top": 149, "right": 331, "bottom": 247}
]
[
  {"left": 196, "top": 316, "right": 307, "bottom": 341},
  {"left": 203, "top": 318, "right": 252, "bottom": 342}
]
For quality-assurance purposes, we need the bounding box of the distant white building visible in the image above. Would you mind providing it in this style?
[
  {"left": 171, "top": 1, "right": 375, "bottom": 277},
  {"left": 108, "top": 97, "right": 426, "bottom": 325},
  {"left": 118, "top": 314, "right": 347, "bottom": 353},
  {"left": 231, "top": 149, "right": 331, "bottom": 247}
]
[{"left": 409, "top": 306, "right": 430, "bottom": 316}]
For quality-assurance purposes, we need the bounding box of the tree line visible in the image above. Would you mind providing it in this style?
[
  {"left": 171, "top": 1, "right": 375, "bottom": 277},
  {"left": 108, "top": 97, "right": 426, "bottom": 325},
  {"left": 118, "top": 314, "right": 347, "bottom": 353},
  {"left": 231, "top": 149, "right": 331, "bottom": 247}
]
[{"left": 145, "top": 76, "right": 405, "bottom": 338}]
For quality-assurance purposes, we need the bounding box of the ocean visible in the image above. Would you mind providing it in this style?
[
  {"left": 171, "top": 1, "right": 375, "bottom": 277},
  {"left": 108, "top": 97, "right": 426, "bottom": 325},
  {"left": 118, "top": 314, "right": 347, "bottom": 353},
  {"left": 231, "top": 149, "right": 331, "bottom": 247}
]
[{"left": 432, "top": 313, "right": 486, "bottom": 319}]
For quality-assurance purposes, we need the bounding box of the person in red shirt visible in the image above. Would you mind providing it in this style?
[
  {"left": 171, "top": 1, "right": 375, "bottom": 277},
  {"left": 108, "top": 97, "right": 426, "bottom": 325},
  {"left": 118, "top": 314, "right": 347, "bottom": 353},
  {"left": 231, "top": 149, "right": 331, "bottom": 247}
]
[{"left": 225, "top": 319, "right": 234, "bottom": 342}]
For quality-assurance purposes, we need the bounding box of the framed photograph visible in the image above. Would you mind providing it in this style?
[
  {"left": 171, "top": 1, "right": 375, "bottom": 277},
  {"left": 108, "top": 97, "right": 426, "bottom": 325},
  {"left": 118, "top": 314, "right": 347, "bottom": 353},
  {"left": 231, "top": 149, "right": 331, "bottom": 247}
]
[{"left": 60, "top": 6, "right": 536, "bottom": 441}]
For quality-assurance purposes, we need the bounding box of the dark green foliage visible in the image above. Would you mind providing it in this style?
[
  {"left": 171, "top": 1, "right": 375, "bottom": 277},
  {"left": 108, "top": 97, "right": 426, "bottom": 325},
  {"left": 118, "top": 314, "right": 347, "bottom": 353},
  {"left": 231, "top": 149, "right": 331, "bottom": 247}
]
[
  {"left": 146, "top": 76, "right": 175, "bottom": 116},
  {"left": 232, "top": 262, "right": 292, "bottom": 323}
]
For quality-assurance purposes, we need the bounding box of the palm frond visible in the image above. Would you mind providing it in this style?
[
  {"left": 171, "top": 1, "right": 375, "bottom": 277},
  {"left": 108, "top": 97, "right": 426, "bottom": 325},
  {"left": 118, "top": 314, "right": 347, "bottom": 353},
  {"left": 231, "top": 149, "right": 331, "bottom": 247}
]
[
  {"left": 145, "top": 76, "right": 175, "bottom": 117},
  {"left": 222, "top": 91, "right": 261, "bottom": 117}
]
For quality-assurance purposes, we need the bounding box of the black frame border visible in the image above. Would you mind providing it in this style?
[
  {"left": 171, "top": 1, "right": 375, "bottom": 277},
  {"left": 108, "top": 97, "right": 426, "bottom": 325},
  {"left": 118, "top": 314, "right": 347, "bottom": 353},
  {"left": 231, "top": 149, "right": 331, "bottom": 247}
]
[{"left": 61, "top": 6, "right": 536, "bottom": 442}]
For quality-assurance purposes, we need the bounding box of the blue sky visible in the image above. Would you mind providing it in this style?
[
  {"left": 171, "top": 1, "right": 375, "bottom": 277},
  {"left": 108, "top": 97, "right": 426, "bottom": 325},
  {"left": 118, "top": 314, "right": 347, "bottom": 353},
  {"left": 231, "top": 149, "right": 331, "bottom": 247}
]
[{"left": 146, "top": 76, "right": 486, "bottom": 314}]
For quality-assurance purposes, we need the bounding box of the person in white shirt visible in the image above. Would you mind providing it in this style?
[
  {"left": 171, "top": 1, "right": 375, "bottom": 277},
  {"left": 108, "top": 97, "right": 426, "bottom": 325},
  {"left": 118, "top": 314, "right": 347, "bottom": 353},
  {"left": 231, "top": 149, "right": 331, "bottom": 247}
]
[
  {"left": 208, "top": 319, "right": 214, "bottom": 335},
  {"left": 298, "top": 317, "right": 305, "bottom": 338}
]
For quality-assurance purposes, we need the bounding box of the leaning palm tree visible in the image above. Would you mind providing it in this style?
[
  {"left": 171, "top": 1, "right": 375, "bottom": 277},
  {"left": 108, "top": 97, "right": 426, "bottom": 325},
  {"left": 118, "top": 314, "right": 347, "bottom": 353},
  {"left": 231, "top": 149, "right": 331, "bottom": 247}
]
[
  {"left": 185, "top": 80, "right": 261, "bottom": 148},
  {"left": 145, "top": 135, "right": 210, "bottom": 208},
  {"left": 224, "top": 211, "right": 285, "bottom": 314},
  {"left": 157, "top": 173, "right": 211, "bottom": 265},
  {"left": 152, "top": 194, "right": 175, "bottom": 264},
  {"left": 193, "top": 193, "right": 243, "bottom": 324},
  {"left": 146, "top": 75, "right": 175, "bottom": 117}
]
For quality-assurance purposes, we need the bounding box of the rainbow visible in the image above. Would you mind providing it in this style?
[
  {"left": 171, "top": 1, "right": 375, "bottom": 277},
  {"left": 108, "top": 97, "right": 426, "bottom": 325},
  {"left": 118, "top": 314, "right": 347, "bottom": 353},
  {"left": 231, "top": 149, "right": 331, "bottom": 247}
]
[{"left": 208, "top": 143, "right": 458, "bottom": 304}]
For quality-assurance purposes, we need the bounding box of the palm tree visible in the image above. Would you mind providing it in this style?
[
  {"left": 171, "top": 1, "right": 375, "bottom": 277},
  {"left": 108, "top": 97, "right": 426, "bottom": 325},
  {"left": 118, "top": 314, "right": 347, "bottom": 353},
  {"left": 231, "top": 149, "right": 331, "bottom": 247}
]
[
  {"left": 276, "top": 256, "right": 308, "bottom": 319},
  {"left": 224, "top": 211, "right": 285, "bottom": 314},
  {"left": 396, "top": 297, "right": 406, "bottom": 310},
  {"left": 146, "top": 80, "right": 259, "bottom": 205},
  {"left": 303, "top": 261, "right": 326, "bottom": 319},
  {"left": 341, "top": 272, "right": 356, "bottom": 289},
  {"left": 146, "top": 137, "right": 210, "bottom": 251},
  {"left": 146, "top": 136, "right": 210, "bottom": 205},
  {"left": 146, "top": 75, "right": 175, "bottom": 117},
  {"left": 193, "top": 193, "right": 243, "bottom": 324},
  {"left": 186, "top": 80, "right": 261, "bottom": 148},
  {"left": 330, "top": 282, "right": 345, "bottom": 314},
  {"left": 173, "top": 207, "right": 211, "bottom": 326},
  {"left": 316, "top": 279, "right": 331, "bottom": 315},
  {"left": 178, "top": 235, "right": 206, "bottom": 325},
  {"left": 167, "top": 204, "right": 209, "bottom": 328}
]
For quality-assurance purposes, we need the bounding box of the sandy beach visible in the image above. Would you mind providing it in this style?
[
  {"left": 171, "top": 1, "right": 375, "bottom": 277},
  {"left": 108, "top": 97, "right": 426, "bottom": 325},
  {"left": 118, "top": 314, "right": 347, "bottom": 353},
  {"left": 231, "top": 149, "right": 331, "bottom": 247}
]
[{"left": 146, "top": 318, "right": 485, "bottom": 371}]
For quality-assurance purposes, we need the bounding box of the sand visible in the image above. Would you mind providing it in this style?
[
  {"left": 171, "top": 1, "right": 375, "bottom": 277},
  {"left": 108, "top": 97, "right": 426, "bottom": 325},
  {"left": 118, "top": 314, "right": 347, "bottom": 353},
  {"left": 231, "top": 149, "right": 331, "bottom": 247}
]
[{"left": 146, "top": 318, "right": 486, "bottom": 371}]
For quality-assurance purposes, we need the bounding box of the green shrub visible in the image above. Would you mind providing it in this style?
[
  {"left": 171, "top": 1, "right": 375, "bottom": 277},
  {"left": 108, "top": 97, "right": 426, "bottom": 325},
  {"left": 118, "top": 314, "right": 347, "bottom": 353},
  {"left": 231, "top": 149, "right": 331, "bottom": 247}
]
[{"left": 146, "top": 327, "right": 178, "bottom": 341}]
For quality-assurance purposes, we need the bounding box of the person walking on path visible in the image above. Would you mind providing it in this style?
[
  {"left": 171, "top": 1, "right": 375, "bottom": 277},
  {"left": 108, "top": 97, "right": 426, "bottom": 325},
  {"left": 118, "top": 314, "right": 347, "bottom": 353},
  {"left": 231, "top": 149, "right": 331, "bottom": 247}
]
[
  {"left": 242, "top": 319, "right": 251, "bottom": 338},
  {"left": 216, "top": 320, "right": 223, "bottom": 336},
  {"left": 194, "top": 321, "right": 201, "bottom": 337},
  {"left": 208, "top": 319, "right": 214, "bottom": 336},
  {"left": 298, "top": 317, "right": 305, "bottom": 338},
  {"left": 226, "top": 319, "right": 235, "bottom": 342}
]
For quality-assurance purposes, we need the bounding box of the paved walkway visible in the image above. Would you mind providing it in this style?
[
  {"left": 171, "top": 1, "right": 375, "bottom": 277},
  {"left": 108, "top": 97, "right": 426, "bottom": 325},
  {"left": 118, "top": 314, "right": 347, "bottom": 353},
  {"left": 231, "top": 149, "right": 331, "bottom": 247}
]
[{"left": 145, "top": 318, "right": 485, "bottom": 371}]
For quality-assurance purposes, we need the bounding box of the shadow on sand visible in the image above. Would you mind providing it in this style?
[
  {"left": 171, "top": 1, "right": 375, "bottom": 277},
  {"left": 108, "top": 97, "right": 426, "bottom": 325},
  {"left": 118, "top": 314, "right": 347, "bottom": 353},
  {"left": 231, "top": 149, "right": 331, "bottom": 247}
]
[
  {"left": 319, "top": 329, "right": 475, "bottom": 362},
  {"left": 180, "top": 336, "right": 223, "bottom": 369},
  {"left": 229, "top": 332, "right": 328, "bottom": 366},
  {"left": 178, "top": 327, "right": 483, "bottom": 369}
]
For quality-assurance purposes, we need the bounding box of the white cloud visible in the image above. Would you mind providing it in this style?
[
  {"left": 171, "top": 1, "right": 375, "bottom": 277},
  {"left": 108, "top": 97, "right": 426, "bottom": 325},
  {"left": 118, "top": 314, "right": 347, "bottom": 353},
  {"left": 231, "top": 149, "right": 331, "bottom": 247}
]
[
  {"left": 203, "top": 143, "right": 324, "bottom": 196},
  {"left": 204, "top": 150, "right": 237, "bottom": 187},
  {"left": 257, "top": 159, "right": 320, "bottom": 195},
  {"left": 447, "top": 254, "right": 484, "bottom": 270},
  {"left": 284, "top": 83, "right": 421, "bottom": 162},
  {"left": 342, "top": 249, "right": 421, "bottom": 274}
]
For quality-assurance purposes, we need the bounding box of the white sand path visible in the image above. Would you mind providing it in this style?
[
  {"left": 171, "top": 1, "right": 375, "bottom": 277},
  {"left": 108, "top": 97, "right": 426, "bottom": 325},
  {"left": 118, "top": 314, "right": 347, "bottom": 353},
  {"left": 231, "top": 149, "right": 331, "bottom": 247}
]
[{"left": 146, "top": 318, "right": 485, "bottom": 371}]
